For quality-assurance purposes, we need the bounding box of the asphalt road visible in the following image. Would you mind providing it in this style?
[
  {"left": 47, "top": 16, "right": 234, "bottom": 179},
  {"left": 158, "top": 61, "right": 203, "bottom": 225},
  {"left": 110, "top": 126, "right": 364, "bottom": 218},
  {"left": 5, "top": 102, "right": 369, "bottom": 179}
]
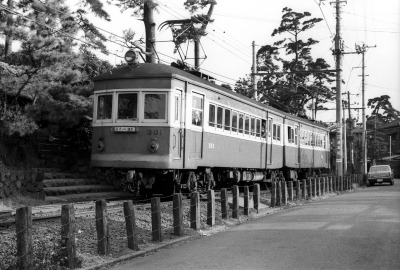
[{"left": 110, "top": 179, "right": 400, "bottom": 270}]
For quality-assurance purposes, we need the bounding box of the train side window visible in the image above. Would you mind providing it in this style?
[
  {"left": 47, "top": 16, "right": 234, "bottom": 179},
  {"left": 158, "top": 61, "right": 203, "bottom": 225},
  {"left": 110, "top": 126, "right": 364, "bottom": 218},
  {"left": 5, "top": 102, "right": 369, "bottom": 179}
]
[
  {"left": 217, "top": 106, "right": 223, "bottom": 128},
  {"left": 273, "top": 124, "right": 277, "bottom": 140},
  {"left": 224, "top": 109, "right": 231, "bottom": 131},
  {"left": 256, "top": 119, "right": 261, "bottom": 138},
  {"left": 245, "top": 115, "right": 250, "bottom": 135},
  {"left": 251, "top": 118, "right": 255, "bottom": 136},
  {"left": 97, "top": 94, "right": 113, "bottom": 120},
  {"left": 311, "top": 133, "right": 315, "bottom": 146},
  {"left": 209, "top": 104, "right": 215, "bottom": 127},
  {"left": 323, "top": 135, "right": 326, "bottom": 149},
  {"left": 144, "top": 93, "right": 167, "bottom": 120},
  {"left": 232, "top": 111, "right": 238, "bottom": 132},
  {"left": 295, "top": 126, "right": 298, "bottom": 145},
  {"left": 192, "top": 95, "right": 203, "bottom": 126},
  {"left": 238, "top": 114, "right": 244, "bottom": 134}
]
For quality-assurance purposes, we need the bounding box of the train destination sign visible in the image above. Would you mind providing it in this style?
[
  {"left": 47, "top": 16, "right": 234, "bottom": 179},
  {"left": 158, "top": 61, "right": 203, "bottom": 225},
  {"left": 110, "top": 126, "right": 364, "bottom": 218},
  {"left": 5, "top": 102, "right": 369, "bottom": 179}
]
[{"left": 113, "top": 127, "right": 138, "bottom": 133}]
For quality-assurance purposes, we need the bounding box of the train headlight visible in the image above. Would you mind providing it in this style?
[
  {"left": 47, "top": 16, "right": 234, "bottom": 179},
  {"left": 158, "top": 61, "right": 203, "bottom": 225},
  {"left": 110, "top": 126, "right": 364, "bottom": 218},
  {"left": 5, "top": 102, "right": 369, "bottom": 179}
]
[
  {"left": 124, "top": 50, "right": 138, "bottom": 65},
  {"left": 148, "top": 139, "right": 159, "bottom": 153},
  {"left": 97, "top": 140, "right": 105, "bottom": 152}
]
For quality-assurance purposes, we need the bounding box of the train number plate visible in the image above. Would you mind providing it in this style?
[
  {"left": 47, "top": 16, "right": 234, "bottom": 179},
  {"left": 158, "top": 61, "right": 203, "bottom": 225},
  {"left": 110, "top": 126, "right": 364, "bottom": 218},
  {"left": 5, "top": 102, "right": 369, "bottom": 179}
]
[
  {"left": 114, "top": 126, "right": 137, "bottom": 132},
  {"left": 377, "top": 179, "right": 383, "bottom": 182}
]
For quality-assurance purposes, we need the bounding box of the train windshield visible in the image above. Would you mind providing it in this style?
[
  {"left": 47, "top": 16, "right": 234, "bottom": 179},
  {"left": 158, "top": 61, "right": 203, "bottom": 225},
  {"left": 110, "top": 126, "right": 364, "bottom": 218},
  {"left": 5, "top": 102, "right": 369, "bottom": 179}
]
[
  {"left": 144, "top": 93, "right": 167, "bottom": 120},
  {"left": 97, "top": 94, "right": 112, "bottom": 120},
  {"left": 118, "top": 93, "right": 138, "bottom": 120}
]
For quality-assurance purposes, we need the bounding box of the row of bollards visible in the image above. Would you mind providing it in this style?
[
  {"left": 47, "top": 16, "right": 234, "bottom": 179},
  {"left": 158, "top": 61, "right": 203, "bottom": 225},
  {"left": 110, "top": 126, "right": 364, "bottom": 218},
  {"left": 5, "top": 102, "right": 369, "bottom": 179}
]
[{"left": 14, "top": 175, "right": 365, "bottom": 269}]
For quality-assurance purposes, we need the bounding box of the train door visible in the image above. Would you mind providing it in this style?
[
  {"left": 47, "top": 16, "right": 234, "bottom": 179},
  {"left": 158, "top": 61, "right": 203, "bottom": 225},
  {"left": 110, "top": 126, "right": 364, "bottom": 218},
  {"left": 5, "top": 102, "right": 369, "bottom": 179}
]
[
  {"left": 190, "top": 92, "right": 204, "bottom": 159},
  {"left": 172, "top": 90, "right": 184, "bottom": 160}
]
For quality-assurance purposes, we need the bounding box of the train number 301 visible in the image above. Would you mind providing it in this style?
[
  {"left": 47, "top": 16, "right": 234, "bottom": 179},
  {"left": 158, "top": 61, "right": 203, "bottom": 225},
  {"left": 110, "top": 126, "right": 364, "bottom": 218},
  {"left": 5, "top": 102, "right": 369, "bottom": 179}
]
[{"left": 147, "top": 129, "right": 162, "bottom": 136}]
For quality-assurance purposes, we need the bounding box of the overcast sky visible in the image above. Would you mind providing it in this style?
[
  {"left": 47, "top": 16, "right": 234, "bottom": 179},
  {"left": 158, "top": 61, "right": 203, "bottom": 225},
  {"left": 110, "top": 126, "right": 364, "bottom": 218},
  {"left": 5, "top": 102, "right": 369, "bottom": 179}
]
[{"left": 76, "top": 0, "right": 400, "bottom": 123}]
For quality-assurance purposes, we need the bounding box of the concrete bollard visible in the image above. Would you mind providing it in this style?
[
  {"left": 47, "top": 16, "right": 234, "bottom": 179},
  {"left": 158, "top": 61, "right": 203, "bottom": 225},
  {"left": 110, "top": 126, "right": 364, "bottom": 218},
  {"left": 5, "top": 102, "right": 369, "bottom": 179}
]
[
  {"left": 276, "top": 181, "right": 282, "bottom": 206},
  {"left": 288, "top": 181, "right": 294, "bottom": 201},
  {"left": 282, "top": 181, "right": 287, "bottom": 205},
  {"left": 253, "top": 184, "right": 260, "bottom": 213},
  {"left": 221, "top": 188, "right": 228, "bottom": 219},
  {"left": 302, "top": 179, "right": 306, "bottom": 199}
]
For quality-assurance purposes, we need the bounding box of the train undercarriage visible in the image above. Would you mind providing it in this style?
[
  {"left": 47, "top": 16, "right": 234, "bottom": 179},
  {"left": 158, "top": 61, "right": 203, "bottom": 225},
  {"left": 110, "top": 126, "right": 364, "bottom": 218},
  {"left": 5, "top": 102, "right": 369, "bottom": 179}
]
[{"left": 95, "top": 166, "right": 331, "bottom": 199}]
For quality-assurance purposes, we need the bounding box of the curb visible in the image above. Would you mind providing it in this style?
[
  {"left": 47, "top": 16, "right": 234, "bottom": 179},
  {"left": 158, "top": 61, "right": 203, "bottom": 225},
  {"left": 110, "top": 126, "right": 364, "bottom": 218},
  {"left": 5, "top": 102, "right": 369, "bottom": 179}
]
[{"left": 82, "top": 235, "right": 201, "bottom": 270}]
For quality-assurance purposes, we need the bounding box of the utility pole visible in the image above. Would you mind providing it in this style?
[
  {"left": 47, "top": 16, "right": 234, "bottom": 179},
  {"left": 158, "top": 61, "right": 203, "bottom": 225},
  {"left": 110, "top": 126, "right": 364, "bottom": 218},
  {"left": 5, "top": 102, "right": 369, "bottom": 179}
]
[
  {"left": 356, "top": 43, "right": 376, "bottom": 174},
  {"left": 346, "top": 91, "right": 354, "bottom": 173},
  {"left": 343, "top": 100, "right": 347, "bottom": 174},
  {"left": 143, "top": 0, "right": 156, "bottom": 63},
  {"left": 252, "top": 41, "right": 258, "bottom": 100},
  {"left": 333, "top": 0, "right": 344, "bottom": 178}
]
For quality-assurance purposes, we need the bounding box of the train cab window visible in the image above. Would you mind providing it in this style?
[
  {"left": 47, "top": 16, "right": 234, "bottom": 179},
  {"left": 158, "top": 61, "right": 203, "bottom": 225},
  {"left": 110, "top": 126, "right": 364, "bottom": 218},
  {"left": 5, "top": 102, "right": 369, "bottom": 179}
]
[
  {"left": 224, "top": 109, "right": 231, "bottom": 131},
  {"left": 144, "top": 93, "right": 167, "bottom": 120},
  {"left": 238, "top": 114, "right": 244, "bottom": 134},
  {"left": 217, "top": 107, "right": 223, "bottom": 128},
  {"left": 117, "top": 93, "right": 138, "bottom": 120},
  {"left": 232, "top": 111, "right": 238, "bottom": 132},
  {"left": 250, "top": 118, "right": 255, "bottom": 136},
  {"left": 256, "top": 119, "right": 261, "bottom": 137},
  {"left": 311, "top": 133, "right": 315, "bottom": 146},
  {"left": 245, "top": 116, "right": 250, "bottom": 135},
  {"left": 209, "top": 104, "right": 215, "bottom": 127},
  {"left": 192, "top": 95, "right": 203, "bottom": 127},
  {"left": 97, "top": 94, "right": 113, "bottom": 120}
]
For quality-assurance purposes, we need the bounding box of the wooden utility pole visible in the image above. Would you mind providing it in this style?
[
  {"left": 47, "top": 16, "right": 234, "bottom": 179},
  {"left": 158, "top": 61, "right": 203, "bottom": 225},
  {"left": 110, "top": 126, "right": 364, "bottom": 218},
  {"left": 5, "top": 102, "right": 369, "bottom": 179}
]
[
  {"left": 252, "top": 41, "right": 257, "bottom": 100},
  {"left": 333, "top": 0, "right": 344, "bottom": 178},
  {"left": 343, "top": 100, "right": 347, "bottom": 175},
  {"left": 144, "top": 0, "right": 156, "bottom": 63}
]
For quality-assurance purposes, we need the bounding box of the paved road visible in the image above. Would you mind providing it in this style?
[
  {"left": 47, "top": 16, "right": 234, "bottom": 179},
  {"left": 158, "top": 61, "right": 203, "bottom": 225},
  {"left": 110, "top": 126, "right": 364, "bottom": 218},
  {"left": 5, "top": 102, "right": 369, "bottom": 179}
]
[{"left": 110, "top": 180, "right": 400, "bottom": 270}]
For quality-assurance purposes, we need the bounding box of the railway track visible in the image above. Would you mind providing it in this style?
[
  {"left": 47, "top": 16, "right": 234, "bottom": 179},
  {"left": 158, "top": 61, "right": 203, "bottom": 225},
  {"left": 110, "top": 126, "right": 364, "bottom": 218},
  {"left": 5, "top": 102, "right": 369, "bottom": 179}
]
[{"left": 0, "top": 190, "right": 270, "bottom": 228}]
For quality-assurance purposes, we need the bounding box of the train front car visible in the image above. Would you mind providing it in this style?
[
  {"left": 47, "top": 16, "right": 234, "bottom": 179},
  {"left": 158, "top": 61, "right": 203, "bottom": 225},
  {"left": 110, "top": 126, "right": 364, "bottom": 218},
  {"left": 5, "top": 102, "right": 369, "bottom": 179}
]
[{"left": 91, "top": 63, "right": 185, "bottom": 196}]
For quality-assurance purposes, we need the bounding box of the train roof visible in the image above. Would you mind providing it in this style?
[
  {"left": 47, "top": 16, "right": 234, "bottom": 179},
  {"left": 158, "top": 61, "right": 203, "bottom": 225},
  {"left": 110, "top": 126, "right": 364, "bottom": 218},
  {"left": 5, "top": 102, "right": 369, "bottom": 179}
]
[{"left": 94, "top": 63, "right": 328, "bottom": 131}]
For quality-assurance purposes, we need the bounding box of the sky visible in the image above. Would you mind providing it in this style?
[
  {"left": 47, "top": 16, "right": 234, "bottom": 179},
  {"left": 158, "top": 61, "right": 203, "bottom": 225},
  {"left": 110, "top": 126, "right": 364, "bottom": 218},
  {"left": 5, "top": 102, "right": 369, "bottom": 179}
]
[{"left": 72, "top": 0, "right": 400, "bottom": 124}]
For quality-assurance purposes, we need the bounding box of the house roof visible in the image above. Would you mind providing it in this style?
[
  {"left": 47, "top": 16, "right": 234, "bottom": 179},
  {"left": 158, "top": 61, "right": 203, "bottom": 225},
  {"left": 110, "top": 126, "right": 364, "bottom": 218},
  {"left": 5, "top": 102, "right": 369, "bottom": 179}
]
[{"left": 377, "top": 118, "right": 400, "bottom": 129}]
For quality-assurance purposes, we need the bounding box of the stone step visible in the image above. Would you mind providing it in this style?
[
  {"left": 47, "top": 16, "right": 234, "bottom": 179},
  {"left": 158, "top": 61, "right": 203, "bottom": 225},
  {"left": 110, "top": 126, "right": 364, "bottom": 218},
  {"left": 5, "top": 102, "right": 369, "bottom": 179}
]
[
  {"left": 44, "top": 185, "right": 120, "bottom": 197},
  {"left": 43, "top": 178, "right": 98, "bottom": 188},
  {"left": 45, "top": 191, "right": 136, "bottom": 203},
  {"left": 44, "top": 172, "right": 87, "bottom": 179}
]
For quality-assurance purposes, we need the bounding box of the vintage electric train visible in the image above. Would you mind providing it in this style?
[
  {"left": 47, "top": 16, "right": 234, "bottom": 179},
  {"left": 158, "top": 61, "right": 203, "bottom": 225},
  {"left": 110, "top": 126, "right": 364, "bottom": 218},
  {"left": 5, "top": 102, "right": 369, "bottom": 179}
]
[{"left": 91, "top": 59, "right": 330, "bottom": 196}]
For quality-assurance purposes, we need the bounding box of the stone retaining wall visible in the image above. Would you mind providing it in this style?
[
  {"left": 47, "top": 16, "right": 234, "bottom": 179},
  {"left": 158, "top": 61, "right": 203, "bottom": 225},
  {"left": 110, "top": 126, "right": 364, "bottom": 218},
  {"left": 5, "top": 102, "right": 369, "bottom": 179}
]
[{"left": 0, "top": 169, "right": 45, "bottom": 200}]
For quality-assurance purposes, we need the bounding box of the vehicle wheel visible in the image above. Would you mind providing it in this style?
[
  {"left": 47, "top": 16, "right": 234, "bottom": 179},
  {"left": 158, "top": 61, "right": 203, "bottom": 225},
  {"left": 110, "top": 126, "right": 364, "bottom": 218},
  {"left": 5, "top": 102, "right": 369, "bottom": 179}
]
[{"left": 390, "top": 180, "right": 394, "bottom": 186}]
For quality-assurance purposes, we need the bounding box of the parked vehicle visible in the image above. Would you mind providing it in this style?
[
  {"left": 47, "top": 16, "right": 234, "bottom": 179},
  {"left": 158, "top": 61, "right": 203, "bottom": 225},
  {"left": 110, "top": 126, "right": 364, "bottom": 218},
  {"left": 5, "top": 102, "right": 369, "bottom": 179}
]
[{"left": 367, "top": 165, "right": 394, "bottom": 186}]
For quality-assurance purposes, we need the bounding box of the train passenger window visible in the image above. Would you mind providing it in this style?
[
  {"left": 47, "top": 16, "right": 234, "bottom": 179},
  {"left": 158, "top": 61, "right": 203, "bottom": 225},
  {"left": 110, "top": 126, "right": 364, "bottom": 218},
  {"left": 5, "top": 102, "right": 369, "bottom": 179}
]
[
  {"left": 217, "top": 107, "right": 223, "bottom": 128},
  {"left": 209, "top": 104, "right": 215, "bottom": 127},
  {"left": 245, "top": 116, "right": 250, "bottom": 135},
  {"left": 117, "top": 93, "right": 137, "bottom": 120},
  {"left": 224, "top": 109, "right": 231, "bottom": 131},
  {"left": 273, "top": 124, "right": 277, "bottom": 140},
  {"left": 144, "top": 93, "right": 166, "bottom": 120},
  {"left": 232, "top": 112, "right": 238, "bottom": 132},
  {"left": 97, "top": 94, "right": 113, "bottom": 120},
  {"left": 192, "top": 95, "right": 203, "bottom": 126},
  {"left": 256, "top": 119, "right": 261, "bottom": 137},
  {"left": 311, "top": 133, "right": 315, "bottom": 146},
  {"left": 251, "top": 118, "right": 255, "bottom": 136},
  {"left": 238, "top": 114, "right": 244, "bottom": 134},
  {"left": 261, "top": 119, "right": 266, "bottom": 138}
]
